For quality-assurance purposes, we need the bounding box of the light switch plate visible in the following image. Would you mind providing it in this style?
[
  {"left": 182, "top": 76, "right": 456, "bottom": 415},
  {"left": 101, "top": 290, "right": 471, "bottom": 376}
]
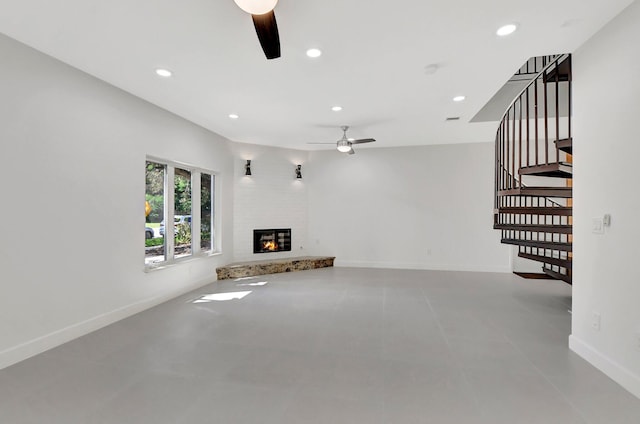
[{"left": 592, "top": 218, "right": 604, "bottom": 234}]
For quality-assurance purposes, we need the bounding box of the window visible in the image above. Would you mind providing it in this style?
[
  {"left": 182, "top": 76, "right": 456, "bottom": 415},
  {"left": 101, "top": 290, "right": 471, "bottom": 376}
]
[
  {"left": 201, "top": 173, "right": 214, "bottom": 253},
  {"left": 174, "top": 168, "right": 192, "bottom": 260},
  {"left": 145, "top": 158, "right": 217, "bottom": 267},
  {"left": 145, "top": 161, "right": 166, "bottom": 265}
]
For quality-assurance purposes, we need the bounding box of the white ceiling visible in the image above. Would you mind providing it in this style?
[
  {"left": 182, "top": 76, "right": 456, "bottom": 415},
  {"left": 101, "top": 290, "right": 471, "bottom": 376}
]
[{"left": 0, "top": 0, "right": 633, "bottom": 150}]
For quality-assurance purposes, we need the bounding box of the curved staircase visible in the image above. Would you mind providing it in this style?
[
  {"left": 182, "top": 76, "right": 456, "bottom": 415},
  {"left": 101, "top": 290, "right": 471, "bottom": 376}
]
[{"left": 494, "top": 54, "right": 573, "bottom": 284}]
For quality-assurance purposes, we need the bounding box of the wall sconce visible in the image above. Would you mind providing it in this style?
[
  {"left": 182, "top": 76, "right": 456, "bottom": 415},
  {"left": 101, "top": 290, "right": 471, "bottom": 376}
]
[
  {"left": 295, "top": 164, "right": 302, "bottom": 179},
  {"left": 245, "top": 160, "right": 252, "bottom": 176}
]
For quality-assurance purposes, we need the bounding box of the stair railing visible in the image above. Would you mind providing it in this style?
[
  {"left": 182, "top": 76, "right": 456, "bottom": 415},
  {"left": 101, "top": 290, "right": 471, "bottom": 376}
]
[
  {"left": 494, "top": 53, "right": 573, "bottom": 283},
  {"left": 495, "top": 53, "right": 571, "bottom": 207}
]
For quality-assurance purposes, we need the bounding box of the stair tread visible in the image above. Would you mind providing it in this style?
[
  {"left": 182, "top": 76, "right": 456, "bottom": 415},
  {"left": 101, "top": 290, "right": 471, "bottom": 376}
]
[
  {"left": 519, "top": 162, "right": 572, "bottom": 178},
  {"left": 542, "top": 267, "right": 572, "bottom": 284},
  {"left": 519, "top": 252, "right": 572, "bottom": 268},
  {"left": 502, "top": 238, "right": 572, "bottom": 251},
  {"left": 497, "top": 206, "right": 572, "bottom": 216},
  {"left": 520, "top": 161, "right": 571, "bottom": 167},
  {"left": 498, "top": 187, "right": 572, "bottom": 198},
  {"left": 555, "top": 138, "right": 573, "bottom": 154},
  {"left": 494, "top": 223, "right": 572, "bottom": 233}
]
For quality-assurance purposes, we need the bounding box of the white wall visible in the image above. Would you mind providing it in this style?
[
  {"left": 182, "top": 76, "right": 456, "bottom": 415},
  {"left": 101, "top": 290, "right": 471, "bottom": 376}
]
[
  {"left": 571, "top": 1, "right": 640, "bottom": 398},
  {"left": 0, "top": 34, "right": 235, "bottom": 368},
  {"left": 229, "top": 143, "right": 308, "bottom": 262},
  {"left": 306, "top": 143, "right": 511, "bottom": 272}
]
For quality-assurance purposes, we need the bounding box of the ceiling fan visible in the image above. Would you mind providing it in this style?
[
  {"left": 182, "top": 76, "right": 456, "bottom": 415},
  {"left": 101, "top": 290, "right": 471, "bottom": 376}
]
[
  {"left": 308, "top": 126, "right": 376, "bottom": 155},
  {"left": 233, "top": 0, "right": 281, "bottom": 59}
]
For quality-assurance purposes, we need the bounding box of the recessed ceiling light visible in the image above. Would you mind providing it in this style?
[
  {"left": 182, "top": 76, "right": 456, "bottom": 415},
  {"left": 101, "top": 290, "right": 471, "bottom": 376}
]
[
  {"left": 155, "top": 68, "right": 172, "bottom": 77},
  {"left": 496, "top": 24, "right": 517, "bottom": 37},
  {"left": 306, "top": 48, "right": 322, "bottom": 58},
  {"left": 453, "top": 95, "right": 466, "bottom": 102},
  {"left": 229, "top": 114, "right": 239, "bottom": 119},
  {"left": 561, "top": 19, "right": 580, "bottom": 28},
  {"left": 424, "top": 64, "right": 439, "bottom": 75},
  {"left": 331, "top": 106, "right": 342, "bottom": 112}
]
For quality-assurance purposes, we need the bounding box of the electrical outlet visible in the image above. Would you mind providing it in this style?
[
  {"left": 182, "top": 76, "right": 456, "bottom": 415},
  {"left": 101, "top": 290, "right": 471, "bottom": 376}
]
[{"left": 591, "top": 312, "right": 601, "bottom": 331}]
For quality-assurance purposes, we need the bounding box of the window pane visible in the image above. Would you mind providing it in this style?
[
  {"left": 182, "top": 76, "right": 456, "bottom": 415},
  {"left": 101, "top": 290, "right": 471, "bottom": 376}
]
[
  {"left": 145, "top": 161, "right": 166, "bottom": 265},
  {"left": 201, "top": 173, "right": 213, "bottom": 252},
  {"left": 174, "top": 168, "right": 192, "bottom": 259}
]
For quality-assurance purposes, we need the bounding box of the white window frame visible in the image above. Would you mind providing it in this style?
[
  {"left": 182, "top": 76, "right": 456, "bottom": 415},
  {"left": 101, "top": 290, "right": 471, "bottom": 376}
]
[
  {"left": 145, "top": 156, "right": 220, "bottom": 270},
  {"left": 199, "top": 171, "right": 218, "bottom": 255}
]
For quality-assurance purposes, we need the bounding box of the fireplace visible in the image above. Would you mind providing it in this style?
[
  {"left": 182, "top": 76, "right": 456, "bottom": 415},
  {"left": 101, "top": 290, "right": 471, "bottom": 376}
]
[{"left": 253, "top": 228, "right": 292, "bottom": 254}]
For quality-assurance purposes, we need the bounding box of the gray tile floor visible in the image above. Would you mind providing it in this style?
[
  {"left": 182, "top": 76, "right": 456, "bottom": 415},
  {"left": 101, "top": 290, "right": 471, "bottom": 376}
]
[{"left": 1, "top": 267, "right": 640, "bottom": 423}]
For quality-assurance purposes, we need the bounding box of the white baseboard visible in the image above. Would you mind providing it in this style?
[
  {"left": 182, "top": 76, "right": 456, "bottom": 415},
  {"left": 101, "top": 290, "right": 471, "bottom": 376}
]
[
  {"left": 334, "top": 259, "right": 511, "bottom": 274},
  {"left": 569, "top": 334, "right": 640, "bottom": 399},
  {"left": 0, "top": 277, "right": 216, "bottom": 370}
]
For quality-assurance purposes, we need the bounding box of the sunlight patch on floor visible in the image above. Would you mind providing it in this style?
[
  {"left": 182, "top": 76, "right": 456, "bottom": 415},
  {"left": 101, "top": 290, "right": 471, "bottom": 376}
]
[
  {"left": 192, "top": 291, "right": 252, "bottom": 303},
  {"left": 237, "top": 281, "right": 268, "bottom": 287}
]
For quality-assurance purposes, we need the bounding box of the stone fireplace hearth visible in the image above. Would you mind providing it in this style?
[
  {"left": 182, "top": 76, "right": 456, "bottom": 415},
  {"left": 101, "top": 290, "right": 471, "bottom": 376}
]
[{"left": 216, "top": 256, "right": 335, "bottom": 280}]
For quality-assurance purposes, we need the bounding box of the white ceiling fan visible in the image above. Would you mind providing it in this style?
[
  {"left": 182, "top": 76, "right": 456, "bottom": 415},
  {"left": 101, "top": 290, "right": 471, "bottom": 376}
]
[{"left": 308, "top": 126, "right": 376, "bottom": 154}]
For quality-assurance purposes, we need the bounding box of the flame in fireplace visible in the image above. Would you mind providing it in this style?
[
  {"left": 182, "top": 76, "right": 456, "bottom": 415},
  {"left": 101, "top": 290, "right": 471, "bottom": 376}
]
[{"left": 263, "top": 241, "right": 278, "bottom": 251}]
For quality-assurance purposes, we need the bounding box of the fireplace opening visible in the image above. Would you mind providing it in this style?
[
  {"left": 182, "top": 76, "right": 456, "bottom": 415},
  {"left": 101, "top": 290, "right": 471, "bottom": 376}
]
[{"left": 253, "top": 229, "right": 291, "bottom": 254}]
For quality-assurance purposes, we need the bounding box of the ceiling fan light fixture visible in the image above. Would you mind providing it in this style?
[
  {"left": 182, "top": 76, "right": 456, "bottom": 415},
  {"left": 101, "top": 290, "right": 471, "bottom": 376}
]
[
  {"left": 233, "top": 0, "right": 278, "bottom": 15},
  {"left": 337, "top": 139, "right": 352, "bottom": 153}
]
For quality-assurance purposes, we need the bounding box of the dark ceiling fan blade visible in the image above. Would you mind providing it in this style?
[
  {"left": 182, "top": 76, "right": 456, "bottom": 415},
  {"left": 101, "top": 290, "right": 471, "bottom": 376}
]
[
  {"left": 347, "top": 148, "right": 355, "bottom": 155},
  {"left": 251, "top": 10, "right": 280, "bottom": 59},
  {"left": 351, "top": 138, "right": 376, "bottom": 144}
]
